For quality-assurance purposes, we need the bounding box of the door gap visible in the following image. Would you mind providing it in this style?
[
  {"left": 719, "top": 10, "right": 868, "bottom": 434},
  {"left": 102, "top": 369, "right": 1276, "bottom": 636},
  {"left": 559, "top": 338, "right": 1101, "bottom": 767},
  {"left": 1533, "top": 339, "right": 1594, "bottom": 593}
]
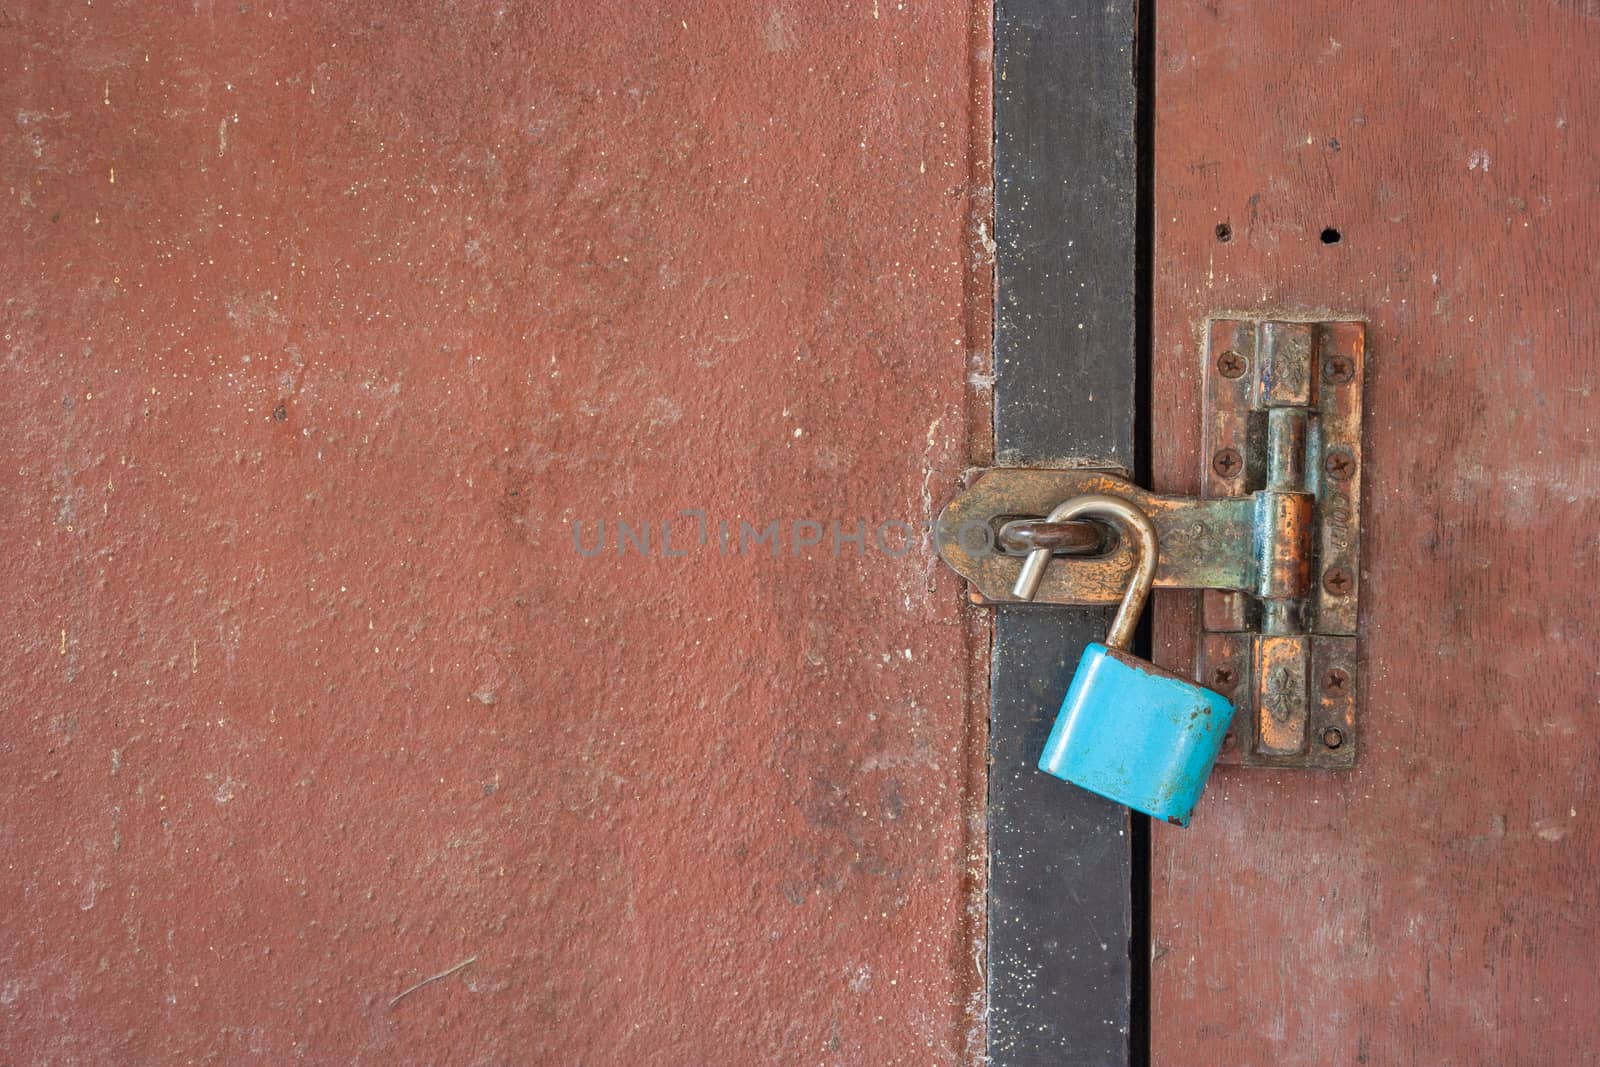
[{"left": 1131, "top": 0, "right": 1157, "bottom": 1063}]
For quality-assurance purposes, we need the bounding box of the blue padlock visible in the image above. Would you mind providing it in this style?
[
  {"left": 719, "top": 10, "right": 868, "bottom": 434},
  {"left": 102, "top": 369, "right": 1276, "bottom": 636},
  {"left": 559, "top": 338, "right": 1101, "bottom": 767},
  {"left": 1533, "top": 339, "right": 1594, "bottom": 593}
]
[{"left": 1013, "top": 495, "right": 1234, "bottom": 827}]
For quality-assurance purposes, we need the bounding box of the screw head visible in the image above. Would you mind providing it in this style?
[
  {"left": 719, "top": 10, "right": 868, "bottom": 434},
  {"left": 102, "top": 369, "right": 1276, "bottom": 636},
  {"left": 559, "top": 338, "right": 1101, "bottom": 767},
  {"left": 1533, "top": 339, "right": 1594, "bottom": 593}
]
[
  {"left": 1324, "top": 449, "right": 1356, "bottom": 481},
  {"left": 1322, "top": 565, "right": 1354, "bottom": 596},
  {"left": 1216, "top": 350, "right": 1248, "bottom": 379},
  {"left": 1323, "top": 668, "right": 1351, "bottom": 693},
  {"left": 1322, "top": 727, "right": 1346, "bottom": 749},
  {"left": 1212, "top": 447, "right": 1244, "bottom": 479},
  {"left": 1211, "top": 665, "right": 1237, "bottom": 690},
  {"left": 1323, "top": 354, "right": 1356, "bottom": 384}
]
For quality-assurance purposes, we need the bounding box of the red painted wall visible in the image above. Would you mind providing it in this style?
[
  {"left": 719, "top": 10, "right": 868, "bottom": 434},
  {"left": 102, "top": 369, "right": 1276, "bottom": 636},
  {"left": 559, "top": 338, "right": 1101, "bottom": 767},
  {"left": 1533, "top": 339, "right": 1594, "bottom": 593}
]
[{"left": 2, "top": 3, "right": 991, "bottom": 1062}]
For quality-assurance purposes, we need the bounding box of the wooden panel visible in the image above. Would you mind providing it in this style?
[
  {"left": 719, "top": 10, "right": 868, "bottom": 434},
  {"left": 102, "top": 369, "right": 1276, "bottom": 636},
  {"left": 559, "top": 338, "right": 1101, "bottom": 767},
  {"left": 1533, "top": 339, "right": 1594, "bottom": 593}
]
[
  {"left": 990, "top": 0, "right": 1137, "bottom": 1061},
  {"left": 1150, "top": 4, "right": 1600, "bottom": 1065},
  {"left": 0, "top": 4, "right": 992, "bottom": 1062}
]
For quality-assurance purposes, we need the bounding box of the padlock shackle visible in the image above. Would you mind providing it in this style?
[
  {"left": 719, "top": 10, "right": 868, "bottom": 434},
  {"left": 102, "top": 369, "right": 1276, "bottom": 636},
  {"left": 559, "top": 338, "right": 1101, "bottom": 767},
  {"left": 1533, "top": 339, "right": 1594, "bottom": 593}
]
[{"left": 1011, "top": 494, "right": 1159, "bottom": 650}]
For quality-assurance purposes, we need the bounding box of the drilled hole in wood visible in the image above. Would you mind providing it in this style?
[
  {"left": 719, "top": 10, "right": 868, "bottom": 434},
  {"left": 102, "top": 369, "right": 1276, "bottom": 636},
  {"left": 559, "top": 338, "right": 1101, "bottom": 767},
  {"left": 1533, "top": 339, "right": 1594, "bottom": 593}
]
[
  {"left": 1320, "top": 227, "right": 1342, "bottom": 245},
  {"left": 1215, "top": 222, "right": 1233, "bottom": 243}
]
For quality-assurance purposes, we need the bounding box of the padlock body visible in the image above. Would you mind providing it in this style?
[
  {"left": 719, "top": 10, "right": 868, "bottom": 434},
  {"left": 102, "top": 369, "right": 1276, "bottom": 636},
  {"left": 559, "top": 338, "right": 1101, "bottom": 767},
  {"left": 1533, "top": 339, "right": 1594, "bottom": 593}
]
[{"left": 1038, "top": 643, "right": 1235, "bottom": 827}]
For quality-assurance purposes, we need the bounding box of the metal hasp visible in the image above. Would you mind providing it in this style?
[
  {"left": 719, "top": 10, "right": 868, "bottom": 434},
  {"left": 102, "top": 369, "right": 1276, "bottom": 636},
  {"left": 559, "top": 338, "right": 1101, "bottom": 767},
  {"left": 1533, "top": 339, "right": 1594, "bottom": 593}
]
[{"left": 934, "top": 317, "right": 1365, "bottom": 770}]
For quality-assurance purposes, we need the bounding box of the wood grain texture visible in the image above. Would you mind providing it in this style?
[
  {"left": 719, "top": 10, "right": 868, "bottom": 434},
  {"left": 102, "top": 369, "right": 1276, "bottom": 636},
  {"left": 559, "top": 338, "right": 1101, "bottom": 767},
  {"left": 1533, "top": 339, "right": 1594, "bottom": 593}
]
[
  {"left": 1149, "top": 3, "right": 1600, "bottom": 1065},
  {"left": 990, "top": 0, "right": 1137, "bottom": 1062}
]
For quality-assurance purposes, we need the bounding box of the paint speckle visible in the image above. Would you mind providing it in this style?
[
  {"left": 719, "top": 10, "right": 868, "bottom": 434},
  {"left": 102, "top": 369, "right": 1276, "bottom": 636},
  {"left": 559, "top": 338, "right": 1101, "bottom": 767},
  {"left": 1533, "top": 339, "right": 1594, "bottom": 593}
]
[{"left": 1534, "top": 815, "right": 1572, "bottom": 842}]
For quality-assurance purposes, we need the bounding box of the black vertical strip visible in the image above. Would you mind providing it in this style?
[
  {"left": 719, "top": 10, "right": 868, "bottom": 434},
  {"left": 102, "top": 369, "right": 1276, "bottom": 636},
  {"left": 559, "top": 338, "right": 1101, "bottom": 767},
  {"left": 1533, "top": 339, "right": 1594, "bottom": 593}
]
[
  {"left": 991, "top": 1, "right": 1138, "bottom": 1065},
  {"left": 1131, "top": 3, "right": 1157, "bottom": 1063},
  {"left": 994, "top": 2, "right": 1136, "bottom": 470},
  {"left": 988, "top": 611, "right": 1129, "bottom": 1064},
  {"left": 1133, "top": 3, "right": 1155, "bottom": 489}
]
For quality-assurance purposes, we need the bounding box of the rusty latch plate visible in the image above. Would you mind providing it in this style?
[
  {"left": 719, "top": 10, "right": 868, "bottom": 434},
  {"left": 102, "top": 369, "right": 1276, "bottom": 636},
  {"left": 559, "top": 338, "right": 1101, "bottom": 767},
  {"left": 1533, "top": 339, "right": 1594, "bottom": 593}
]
[{"left": 1199, "top": 318, "right": 1364, "bottom": 770}]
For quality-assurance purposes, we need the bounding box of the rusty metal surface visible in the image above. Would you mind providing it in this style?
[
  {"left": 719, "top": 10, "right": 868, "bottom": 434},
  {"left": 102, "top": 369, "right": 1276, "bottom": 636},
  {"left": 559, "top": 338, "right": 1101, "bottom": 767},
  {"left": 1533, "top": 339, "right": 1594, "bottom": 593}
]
[
  {"left": 940, "top": 327, "right": 1360, "bottom": 634},
  {"left": 1252, "top": 488, "right": 1312, "bottom": 604},
  {"left": 995, "top": 517, "right": 1107, "bottom": 556},
  {"left": 1310, "top": 321, "right": 1365, "bottom": 636},
  {"left": 1010, "top": 495, "right": 1158, "bottom": 649},
  {"left": 938, "top": 318, "right": 1364, "bottom": 771},
  {"left": 1194, "top": 318, "right": 1364, "bottom": 769},
  {"left": 1205, "top": 632, "right": 1356, "bottom": 770},
  {"left": 1251, "top": 634, "right": 1310, "bottom": 756},
  {"left": 1202, "top": 321, "right": 1258, "bottom": 653},
  {"left": 1151, "top": 3, "right": 1600, "bottom": 1063},
  {"left": 0, "top": 4, "right": 993, "bottom": 1063},
  {"left": 1203, "top": 318, "right": 1364, "bottom": 636},
  {"left": 935, "top": 469, "right": 1256, "bottom": 604}
]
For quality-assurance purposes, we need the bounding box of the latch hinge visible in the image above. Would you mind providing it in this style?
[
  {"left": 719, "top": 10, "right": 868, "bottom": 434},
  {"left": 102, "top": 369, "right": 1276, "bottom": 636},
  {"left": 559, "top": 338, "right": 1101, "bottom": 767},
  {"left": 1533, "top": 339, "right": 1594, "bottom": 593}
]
[{"left": 935, "top": 317, "right": 1365, "bottom": 769}]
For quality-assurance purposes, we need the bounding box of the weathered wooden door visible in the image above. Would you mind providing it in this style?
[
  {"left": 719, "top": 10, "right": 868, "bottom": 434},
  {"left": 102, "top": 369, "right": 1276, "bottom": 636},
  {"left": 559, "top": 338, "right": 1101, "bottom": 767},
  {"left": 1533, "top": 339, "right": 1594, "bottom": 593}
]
[
  {"left": 8, "top": 2, "right": 1598, "bottom": 1064},
  {"left": 1148, "top": 4, "right": 1600, "bottom": 1064},
  {"left": 2, "top": 5, "right": 991, "bottom": 1062}
]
